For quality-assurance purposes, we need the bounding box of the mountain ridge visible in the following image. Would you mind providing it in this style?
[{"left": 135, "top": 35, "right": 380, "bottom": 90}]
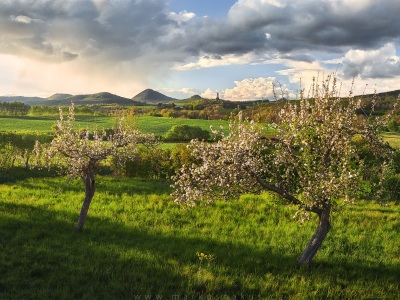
[{"left": 1, "top": 88, "right": 399, "bottom": 106}]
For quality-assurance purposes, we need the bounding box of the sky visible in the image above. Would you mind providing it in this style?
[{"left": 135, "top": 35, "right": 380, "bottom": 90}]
[{"left": 0, "top": 0, "right": 400, "bottom": 101}]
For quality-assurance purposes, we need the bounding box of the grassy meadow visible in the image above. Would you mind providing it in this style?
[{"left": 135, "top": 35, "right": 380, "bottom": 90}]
[
  {"left": 0, "top": 115, "right": 230, "bottom": 137},
  {"left": 0, "top": 113, "right": 399, "bottom": 298},
  {"left": 1, "top": 115, "right": 399, "bottom": 147},
  {"left": 0, "top": 175, "right": 399, "bottom": 299}
]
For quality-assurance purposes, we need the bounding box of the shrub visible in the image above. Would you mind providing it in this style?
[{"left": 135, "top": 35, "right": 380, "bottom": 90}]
[{"left": 164, "top": 125, "right": 210, "bottom": 142}]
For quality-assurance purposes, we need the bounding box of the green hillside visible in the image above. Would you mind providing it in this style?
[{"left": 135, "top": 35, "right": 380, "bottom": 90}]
[
  {"left": 44, "top": 92, "right": 147, "bottom": 106},
  {"left": 46, "top": 93, "right": 73, "bottom": 101},
  {"left": 132, "top": 88, "right": 176, "bottom": 104}
]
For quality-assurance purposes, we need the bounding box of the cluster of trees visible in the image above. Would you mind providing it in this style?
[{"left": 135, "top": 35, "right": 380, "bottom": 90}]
[
  {"left": 0, "top": 132, "right": 53, "bottom": 170},
  {"left": 0, "top": 101, "right": 30, "bottom": 116},
  {"left": 30, "top": 105, "right": 96, "bottom": 116},
  {"left": 147, "top": 99, "right": 248, "bottom": 120}
]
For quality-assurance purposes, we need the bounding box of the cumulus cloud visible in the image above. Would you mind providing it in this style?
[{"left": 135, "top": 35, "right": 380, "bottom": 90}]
[
  {"left": 168, "top": 10, "right": 196, "bottom": 24},
  {"left": 341, "top": 43, "right": 400, "bottom": 79},
  {"left": 201, "top": 88, "right": 219, "bottom": 99},
  {"left": 222, "top": 77, "right": 278, "bottom": 101}
]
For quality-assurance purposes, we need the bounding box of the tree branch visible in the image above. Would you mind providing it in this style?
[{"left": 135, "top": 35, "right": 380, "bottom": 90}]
[{"left": 253, "top": 174, "right": 322, "bottom": 215}]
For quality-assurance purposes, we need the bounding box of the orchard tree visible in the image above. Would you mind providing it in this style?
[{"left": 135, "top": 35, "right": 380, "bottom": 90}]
[
  {"left": 172, "top": 76, "right": 396, "bottom": 265},
  {"left": 37, "top": 103, "right": 155, "bottom": 232}
]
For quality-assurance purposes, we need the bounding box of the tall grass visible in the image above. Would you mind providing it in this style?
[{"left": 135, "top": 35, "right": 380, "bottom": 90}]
[{"left": 0, "top": 176, "right": 399, "bottom": 299}]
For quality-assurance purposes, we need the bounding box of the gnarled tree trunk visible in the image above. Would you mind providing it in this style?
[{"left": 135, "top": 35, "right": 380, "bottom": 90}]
[
  {"left": 297, "top": 204, "right": 331, "bottom": 265},
  {"left": 76, "top": 169, "right": 96, "bottom": 232}
]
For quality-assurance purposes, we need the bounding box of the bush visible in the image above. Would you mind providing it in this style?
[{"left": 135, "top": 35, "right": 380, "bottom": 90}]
[
  {"left": 112, "top": 143, "right": 195, "bottom": 180},
  {"left": 164, "top": 125, "right": 210, "bottom": 142},
  {"left": 381, "top": 174, "right": 400, "bottom": 203},
  {"left": 113, "top": 145, "right": 173, "bottom": 180}
]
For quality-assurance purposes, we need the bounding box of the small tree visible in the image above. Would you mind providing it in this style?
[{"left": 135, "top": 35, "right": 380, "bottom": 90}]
[
  {"left": 38, "top": 103, "right": 154, "bottom": 232},
  {"left": 164, "top": 125, "right": 210, "bottom": 142},
  {"left": 172, "top": 76, "right": 396, "bottom": 265}
]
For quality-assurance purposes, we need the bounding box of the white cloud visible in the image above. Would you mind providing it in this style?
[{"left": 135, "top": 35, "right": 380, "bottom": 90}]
[
  {"left": 341, "top": 43, "right": 400, "bottom": 79},
  {"left": 222, "top": 77, "right": 277, "bottom": 101},
  {"left": 168, "top": 10, "right": 196, "bottom": 24},
  {"left": 174, "top": 52, "right": 261, "bottom": 70},
  {"left": 201, "top": 88, "right": 218, "bottom": 99},
  {"left": 10, "top": 15, "right": 44, "bottom": 24}
]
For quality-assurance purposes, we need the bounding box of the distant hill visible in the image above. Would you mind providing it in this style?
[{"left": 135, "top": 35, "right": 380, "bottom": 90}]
[
  {"left": 0, "top": 96, "right": 45, "bottom": 104},
  {"left": 189, "top": 95, "right": 202, "bottom": 100},
  {"left": 58, "top": 92, "right": 139, "bottom": 106},
  {"left": 42, "top": 92, "right": 147, "bottom": 106},
  {"left": 132, "top": 89, "right": 176, "bottom": 103},
  {"left": 365, "top": 89, "right": 400, "bottom": 98},
  {"left": 47, "top": 93, "right": 73, "bottom": 101},
  {"left": 1, "top": 88, "right": 398, "bottom": 107}
]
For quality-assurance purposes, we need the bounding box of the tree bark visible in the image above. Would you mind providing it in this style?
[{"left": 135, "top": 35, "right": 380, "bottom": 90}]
[
  {"left": 297, "top": 204, "right": 331, "bottom": 265},
  {"left": 76, "top": 170, "right": 96, "bottom": 232}
]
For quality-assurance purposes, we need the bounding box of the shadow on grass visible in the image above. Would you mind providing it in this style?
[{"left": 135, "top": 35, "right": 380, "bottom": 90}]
[
  {"left": 0, "top": 167, "right": 59, "bottom": 184},
  {"left": 9, "top": 175, "right": 173, "bottom": 196},
  {"left": 0, "top": 201, "right": 290, "bottom": 298},
  {"left": 0, "top": 116, "right": 57, "bottom": 121},
  {"left": 0, "top": 201, "right": 398, "bottom": 299}
]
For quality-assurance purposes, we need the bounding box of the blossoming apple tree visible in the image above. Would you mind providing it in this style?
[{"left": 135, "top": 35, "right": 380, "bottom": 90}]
[
  {"left": 172, "top": 76, "right": 395, "bottom": 264},
  {"left": 37, "top": 103, "right": 155, "bottom": 232}
]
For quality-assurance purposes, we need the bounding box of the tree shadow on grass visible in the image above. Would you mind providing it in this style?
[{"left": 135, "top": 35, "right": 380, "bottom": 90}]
[
  {"left": 6, "top": 176, "right": 172, "bottom": 197},
  {"left": 0, "top": 202, "right": 398, "bottom": 299},
  {"left": 0, "top": 168, "right": 59, "bottom": 184}
]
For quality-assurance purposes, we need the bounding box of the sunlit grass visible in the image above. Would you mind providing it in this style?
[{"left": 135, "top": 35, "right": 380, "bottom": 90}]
[
  {"left": 0, "top": 115, "right": 230, "bottom": 136},
  {"left": 382, "top": 132, "right": 400, "bottom": 148},
  {"left": 0, "top": 176, "right": 399, "bottom": 299}
]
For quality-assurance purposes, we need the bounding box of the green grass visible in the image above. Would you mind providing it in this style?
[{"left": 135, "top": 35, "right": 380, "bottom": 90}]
[
  {"left": 0, "top": 176, "right": 399, "bottom": 299},
  {"left": 0, "top": 115, "right": 230, "bottom": 137},
  {"left": 136, "top": 116, "right": 230, "bottom": 136},
  {"left": 382, "top": 132, "right": 400, "bottom": 148},
  {"left": 0, "top": 115, "right": 119, "bottom": 132}
]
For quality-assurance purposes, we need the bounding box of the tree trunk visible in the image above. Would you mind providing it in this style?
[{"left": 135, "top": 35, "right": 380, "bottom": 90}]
[
  {"left": 297, "top": 205, "right": 331, "bottom": 265},
  {"left": 76, "top": 171, "right": 96, "bottom": 232}
]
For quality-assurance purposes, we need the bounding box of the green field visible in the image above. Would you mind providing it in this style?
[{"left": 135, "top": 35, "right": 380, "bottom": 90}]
[
  {"left": 1, "top": 115, "right": 399, "bottom": 147},
  {"left": 0, "top": 115, "right": 230, "bottom": 137},
  {"left": 0, "top": 175, "right": 399, "bottom": 299}
]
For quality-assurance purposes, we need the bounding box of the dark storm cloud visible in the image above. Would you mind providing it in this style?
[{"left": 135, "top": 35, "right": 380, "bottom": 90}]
[
  {"left": 0, "top": 0, "right": 399, "bottom": 74},
  {"left": 0, "top": 0, "right": 173, "bottom": 63},
  {"left": 201, "top": 0, "right": 400, "bottom": 55}
]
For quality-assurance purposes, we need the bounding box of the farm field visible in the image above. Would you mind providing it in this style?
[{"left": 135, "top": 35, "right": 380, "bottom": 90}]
[
  {"left": 0, "top": 175, "right": 399, "bottom": 299},
  {"left": 1, "top": 115, "right": 399, "bottom": 147},
  {"left": 0, "top": 115, "right": 230, "bottom": 136}
]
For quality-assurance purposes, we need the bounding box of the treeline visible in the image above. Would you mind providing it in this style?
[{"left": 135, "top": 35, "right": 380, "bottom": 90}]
[
  {"left": 142, "top": 94, "right": 400, "bottom": 123},
  {"left": 0, "top": 102, "right": 98, "bottom": 116},
  {"left": 146, "top": 98, "right": 252, "bottom": 120},
  {"left": 0, "top": 101, "right": 30, "bottom": 116},
  {"left": 30, "top": 105, "right": 96, "bottom": 116}
]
